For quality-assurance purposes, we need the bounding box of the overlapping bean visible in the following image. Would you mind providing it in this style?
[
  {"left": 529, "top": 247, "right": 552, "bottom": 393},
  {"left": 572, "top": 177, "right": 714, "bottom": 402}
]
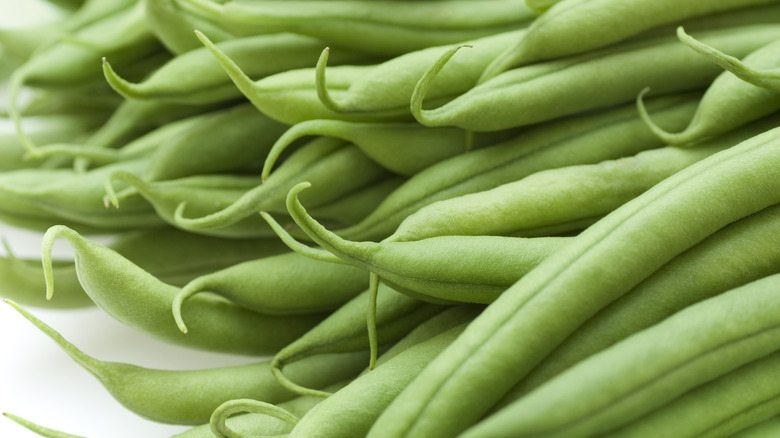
[{"left": 3, "top": 1, "right": 780, "bottom": 437}]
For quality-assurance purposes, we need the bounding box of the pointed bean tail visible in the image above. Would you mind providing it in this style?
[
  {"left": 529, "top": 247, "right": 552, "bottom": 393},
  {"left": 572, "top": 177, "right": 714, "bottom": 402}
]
[
  {"left": 2, "top": 412, "right": 87, "bottom": 438},
  {"left": 102, "top": 57, "right": 145, "bottom": 101},
  {"left": 259, "top": 210, "right": 345, "bottom": 264},
  {"left": 411, "top": 44, "right": 472, "bottom": 127},
  {"left": 677, "top": 26, "right": 780, "bottom": 91},
  {"left": 635, "top": 87, "right": 690, "bottom": 145},
  {"left": 41, "top": 225, "right": 80, "bottom": 301},
  {"left": 194, "top": 30, "right": 260, "bottom": 110},
  {"left": 210, "top": 399, "right": 299, "bottom": 438}
]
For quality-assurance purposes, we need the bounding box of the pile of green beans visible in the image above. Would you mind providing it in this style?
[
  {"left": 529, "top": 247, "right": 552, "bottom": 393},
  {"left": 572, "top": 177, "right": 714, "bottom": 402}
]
[{"left": 5, "top": 0, "right": 780, "bottom": 437}]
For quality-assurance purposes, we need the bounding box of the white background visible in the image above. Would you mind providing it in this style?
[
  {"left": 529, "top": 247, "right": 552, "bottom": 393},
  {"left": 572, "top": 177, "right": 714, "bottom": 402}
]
[{"left": 0, "top": 2, "right": 260, "bottom": 437}]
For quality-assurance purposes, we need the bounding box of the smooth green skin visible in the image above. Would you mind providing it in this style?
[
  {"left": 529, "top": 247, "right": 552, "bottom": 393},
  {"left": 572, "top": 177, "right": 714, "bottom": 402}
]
[
  {"left": 413, "top": 24, "right": 780, "bottom": 132},
  {"left": 316, "top": 28, "right": 526, "bottom": 115},
  {"left": 195, "top": 30, "right": 412, "bottom": 124},
  {"left": 462, "top": 273, "right": 780, "bottom": 438},
  {"left": 305, "top": 176, "right": 405, "bottom": 227},
  {"left": 182, "top": 0, "right": 535, "bottom": 56},
  {"left": 172, "top": 252, "right": 369, "bottom": 326},
  {"left": 0, "top": 114, "right": 102, "bottom": 171},
  {"left": 602, "top": 350, "right": 780, "bottom": 438},
  {"left": 171, "top": 382, "right": 349, "bottom": 438},
  {"left": 2, "top": 413, "right": 85, "bottom": 438},
  {"left": 262, "top": 120, "right": 513, "bottom": 179},
  {"left": 106, "top": 171, "right": 284, "bottom": 239},
  {"left": 103, "top": 33, "right": 373, "bottom": 104},
  {"left": 0, "top": 227, "right": 289, "bottom": 309},
  {"left": 41, "top": 225, "right": 326, "bottom": 355},
  {"left": 271, "top": 284, "right": 444, "bottom": 397},
  {"left": 142, "top": 103, "right": 288, "bottom": 181},
  {"left": 8, "top": 3, "right": 165, "bottom": 153},
  {"left": 639, "top": 32, "right": 780, "bottom": 145},
  {"left": 732, "top": 415, "right": 780, "bottom": 438},
  {"left": 0, "top": 159, "right": 163, "bottom": 231},
  {"left": 286, "top": 182, "right": 568, "bottom": 304},
  {"left": 172, "top": 137, "right": 389, "bottom": 234},
  {"left": 650, "top": 17, "right": 780, "bottom": 93},
  {"left": 289, "top": 320, "right": 475, "bottom": 438},
  {"left": 143, "top": 0, "right": 236, "bottom": 54},
  {"left": 0, "top": 256, "right": 91, "bottom": 309},
  {"left": 109, "top": 227, "right": 292, "bottom": 287},
  {"left": 500, "top": 201, "right": 780, "bottom": 403},
  {"left": 7, "top": 299, "right": 367, "bottom": 425},
  {"left": 479, "top": 0, "right": 779, "bottom": 81},
  {"left": 368, "top": 116, "right": 780, "bottom": 438},
  {"left": 390, "top": 111, "right": 780, "bottom": 242},
  {"left": 337, "top": 94, "right": 700, "bottom": 241},
  {"left": 29, "top": 108, "right": 211, "bottom": 166},
  {"left": 72, "top": 98, "right": 231, "bottom": 157}
]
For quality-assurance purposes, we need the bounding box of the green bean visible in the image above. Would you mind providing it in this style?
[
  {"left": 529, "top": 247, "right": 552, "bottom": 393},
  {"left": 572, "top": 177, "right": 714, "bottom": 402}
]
[
  {"left": 638, "top": 31, "right": 780, "bottom": 145},
  {"left": 105, "top": 171, "right": 282, "bottom": 238},
  {"left": 289, "top": 315, "right": 478, "bottom": 438},
  {"left": 9, "top": 2, "right": 163, "bottom": 152},
  {"left": 194, "top": 30, "right": 408, "bottom": 124},
  {"left": 6, "top": 299, "right": 367, "bottom": 425},
  {"left": 0, "top": 240, "right": 91, "bottom": 309},
  {"left": 143, "top": 0, "right": 236, "bottom": 54},
  {"left": 368, "top": 114, "right": 780, "bottom": 438},
  {"left": 304, "top": 176, "right": 405, "bottom": 227},
  {"left": 315, "top": 28, "right": 526, "bottom": 116},
  {"left": 30, "top": 108, "right": 216, "bottom": 167},
  {"left": 0, "top": 159, "right": 162, "bottom": 232},
  {"left": 262, "top": 120, "right": 513, "bottom": 179},
  {"left": 669, "top": 22, "right": 780, "bottom": 92},
  {"left": 460, "top": 272, "right": 780, "bottom": 438},
  {"left": 603, "top": 351, "right": 780, "bottom": 438},
  {"left": 2, "top": 413, "right": 85, "bottom": 438},
  {"left": 141, "top": 103, "right": 288, "bottom": 181},
  {"left": 0, "top": 114, "right": 103, "bottom": 171},
  {"left": 180, "top": 0, "right": 535, "bottom": 56},
  {"left": 413, "top": 24, "right": 780, "bottom": 131},
  {"left": 479, "top": 0, "right": 779, "bottom": 82},
  {"left": 280, "top": 182, "right": 568, "bottom": 304},
  {"left": 337, "top": 93, "right": 699, "bottom": 241},
  {"left": 499, "top": 201, "right": 780, "bottom": 403},
  {"left": 172, "top": 137, "right": 389, "bottom": 235},
  {"left": 172, "top": 382, "right": 348, "bottom": 438},
  {"left": 42, "top": 226, "right": 326, "bottom": 355},
  {"left": 103, "top": 33, "right": 372, "bottom": 105},
  {"left": 172, "top": 252, "right": 368, "bottom": 330},
  {"left": 389, "top": 111, "right": 780, "bottom": 241},
  {"left": 270, "top": 284, "right": 443, "bottom": 397},
  {"left": 732, "top": 415, "right": 780, "bottom": 438}
]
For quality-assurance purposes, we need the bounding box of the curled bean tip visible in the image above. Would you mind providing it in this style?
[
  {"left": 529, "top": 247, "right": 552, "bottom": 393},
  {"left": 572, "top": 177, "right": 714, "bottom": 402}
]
[
  {"left": 316, "top": 47, "right": 349, "bottom": 113},
  {"left": 411, "top": 44, "right": 472, "bottom": 126}
]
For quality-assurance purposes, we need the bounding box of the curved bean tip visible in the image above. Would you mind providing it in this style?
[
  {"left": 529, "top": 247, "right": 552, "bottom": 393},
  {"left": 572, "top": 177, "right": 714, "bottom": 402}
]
[{"left": 411, "top": 44, "right": 472, "bottom": 126}]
